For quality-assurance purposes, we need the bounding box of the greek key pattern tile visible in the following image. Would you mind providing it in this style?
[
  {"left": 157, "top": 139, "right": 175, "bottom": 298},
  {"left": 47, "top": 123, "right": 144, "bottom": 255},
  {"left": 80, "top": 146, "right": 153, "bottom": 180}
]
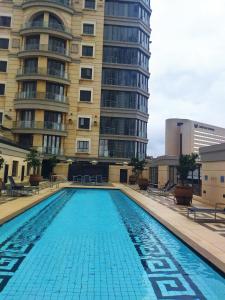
[
  {"left": 111, "top": 191, "right": 206, "bottom": 299},
  {"left": 0, "top": 189, "right": 75, "bottom": 293}
]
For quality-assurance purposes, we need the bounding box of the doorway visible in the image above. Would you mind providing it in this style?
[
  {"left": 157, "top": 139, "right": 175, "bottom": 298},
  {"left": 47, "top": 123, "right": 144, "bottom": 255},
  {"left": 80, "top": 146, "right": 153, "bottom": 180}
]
[{"left": 120, "top": 169, "right": 128, "bottom": 183}]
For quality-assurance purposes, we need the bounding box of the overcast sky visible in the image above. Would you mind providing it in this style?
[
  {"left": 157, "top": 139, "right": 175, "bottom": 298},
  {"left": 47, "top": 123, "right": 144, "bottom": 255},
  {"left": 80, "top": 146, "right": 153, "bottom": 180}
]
[{"left": 148, "top": 0, "right": 225, "bottom": 157}]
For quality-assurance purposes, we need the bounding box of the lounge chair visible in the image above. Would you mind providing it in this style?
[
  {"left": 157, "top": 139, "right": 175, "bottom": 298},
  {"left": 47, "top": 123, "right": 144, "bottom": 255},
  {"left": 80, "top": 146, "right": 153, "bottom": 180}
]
[
  {"left": 8, "top": 176, "right": 24, "bottom": 190},
  {"left": 187, "top": 203, "right": 225, "bottom": 221},
  {"left": 8, "top": 176, "right": 39, "bottom": 195},
  {"left": 147, "top": 182, "right": 176, "bottom": 196}
]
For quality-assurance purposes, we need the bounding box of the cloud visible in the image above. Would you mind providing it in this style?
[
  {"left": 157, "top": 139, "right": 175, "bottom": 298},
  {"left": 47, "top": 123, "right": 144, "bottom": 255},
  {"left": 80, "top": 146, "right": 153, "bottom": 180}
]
[{"left": 148, "top": 0, "right": 225, "bottom": 156}]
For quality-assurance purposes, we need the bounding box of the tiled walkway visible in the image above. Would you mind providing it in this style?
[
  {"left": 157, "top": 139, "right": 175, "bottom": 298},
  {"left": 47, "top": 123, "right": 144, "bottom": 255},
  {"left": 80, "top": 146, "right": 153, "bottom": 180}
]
[{"left": 128, "top": 185, "right": 225, "bottom": 238}]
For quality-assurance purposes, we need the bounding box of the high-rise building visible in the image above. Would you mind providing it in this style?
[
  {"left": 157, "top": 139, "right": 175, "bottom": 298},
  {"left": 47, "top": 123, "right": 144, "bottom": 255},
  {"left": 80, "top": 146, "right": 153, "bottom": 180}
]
[
  {"left": 0, "top": 0, "right": 151, "bottom": 174},
  {"left": 165, "top": 118, "right": 225, "bottom": 156}
]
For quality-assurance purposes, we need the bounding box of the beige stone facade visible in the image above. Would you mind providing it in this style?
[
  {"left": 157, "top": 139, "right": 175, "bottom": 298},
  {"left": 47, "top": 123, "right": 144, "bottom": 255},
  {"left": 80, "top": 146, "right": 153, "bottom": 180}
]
[
  {"left": 0, "top": 0, "right": 104, "bottom": 159},
  {"left": 0, "top": 135, "right": 29, "bottom": 183},
  {"left": 200, "top": 143, "right": 225, "bottom": 205},
  {"left": 166, "top": 118, "right": 225, "bottom": 156}
]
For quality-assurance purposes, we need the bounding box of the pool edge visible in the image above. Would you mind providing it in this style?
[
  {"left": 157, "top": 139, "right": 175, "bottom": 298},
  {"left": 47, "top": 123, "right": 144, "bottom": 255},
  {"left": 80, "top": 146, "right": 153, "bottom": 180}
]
[{"left": 118, "top": 184, "right": 225, "bottom": 274}]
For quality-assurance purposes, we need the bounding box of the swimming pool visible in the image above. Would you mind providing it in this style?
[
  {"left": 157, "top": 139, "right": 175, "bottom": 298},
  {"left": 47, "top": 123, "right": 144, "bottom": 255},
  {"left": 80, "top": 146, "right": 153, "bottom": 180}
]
[{"left": 0, "top": 188, "right": 224, "bottom": 299}]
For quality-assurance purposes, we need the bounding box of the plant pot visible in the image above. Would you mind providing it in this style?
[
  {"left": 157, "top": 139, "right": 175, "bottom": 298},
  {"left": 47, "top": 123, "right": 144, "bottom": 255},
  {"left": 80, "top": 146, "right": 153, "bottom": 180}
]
[
  {"left": 129, "top": 175, "right": 137, "bottom": 185},
  {"left": 29, "top": 175, "right": 43, "bottom": 186},
  {"left": 174, "top": 185, "right": 193, "bottom": 205},
  {"left": 138, "top": 178, "right": 149, "bottom": 190}
]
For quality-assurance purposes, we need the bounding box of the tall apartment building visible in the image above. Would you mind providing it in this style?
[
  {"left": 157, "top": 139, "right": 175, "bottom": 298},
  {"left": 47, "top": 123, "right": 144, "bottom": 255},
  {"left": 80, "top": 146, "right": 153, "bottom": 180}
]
[
  {"left": 165, "top": 118, "right": 225, "bottom": 156},
  {"left": 0, "top": 0, "right": 151, "bottom": 173}
]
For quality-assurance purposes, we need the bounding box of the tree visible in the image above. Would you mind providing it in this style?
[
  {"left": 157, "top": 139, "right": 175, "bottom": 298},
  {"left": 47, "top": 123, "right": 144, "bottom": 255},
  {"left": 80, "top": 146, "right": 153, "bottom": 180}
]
[
  {"left": 129, "top": 157, "right": 146, "bottom": 179},
  {"left": 177, "top": 153, "right": 198, "bottom": 185},
  {"left": 0, "top": 156, "right": 4, "bottom": 170},
  {"left": 25, "top": 149, "right": 42, "bottom": 175}
]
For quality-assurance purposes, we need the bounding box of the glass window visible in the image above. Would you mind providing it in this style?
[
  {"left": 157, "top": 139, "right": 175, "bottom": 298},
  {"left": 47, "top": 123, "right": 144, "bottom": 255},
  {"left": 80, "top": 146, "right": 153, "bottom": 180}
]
[
  {"left": 78, "top": 117, "right": 90, "bottom": 129},
  {"left": 46, "top": 82, "right": 65, "bottom": 101},
  {"left": 0, "top": 84, "right": 5, "bottom": 95},
  {"left": 82, "top": 45, "right": 94, "bottom": 57},
  {"left": 24, "top": 58, "right": 38, "bottom": 74},
  {"left": 77, "top": 140, "right": 89, "bottom": 152},
  {"left": 47, "top": 59, "right": 65, "bottom": 77},
  {"left": 12, "top": 161, "right": 19, "bottom": 177},
  {"left": 30, "top": 13, "right": 44, "bottom": 27},
  {"left": 0, "top": 16, "right": 11, "bottom": 27},
  {"left": 49, "top": 36, "right": 66, "bottom": 54},
  {"left": 0, "top": 38, "right": 9, "bottom": 49},
  {"left": 81, "top": 67, "right": 93, "bottom": 79},
  {"left": 0, "top": 61, "right": 7, "bottom": 72},
  {"left": 25, "top": 35, "right": 40, "bottom": 50},
  {"left": 43, "top": 135, "right": 61, "bottom": 154},
  {"left": 44, "top": 111, "right": 62, "bottom": 130},
  {"left": 22, "top": 81, "right": 37, "bottom": 98},
  {"left": 83, "top": 23, "right": 94, "bottom": 35},
  {"left": 80, "top": 90, "right": 92, "bottom": 102},
  {"left": 84, "top": 0, "right": 96, "bottom": 9},
  {"left": 49, "top": 13, "right": 64, "bottom": 30}
]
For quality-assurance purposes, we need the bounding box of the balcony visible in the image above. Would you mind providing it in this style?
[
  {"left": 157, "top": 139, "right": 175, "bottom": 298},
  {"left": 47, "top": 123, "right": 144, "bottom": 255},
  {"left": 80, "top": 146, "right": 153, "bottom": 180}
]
[
  {"left": 12, "top": 121, "right": 67, "bottom": 136},
  {"left": 18, "top": 44, "right": 71, "bottom": 62},
  {"left": 20, "top": 22, "right": 73, "bottom": 40},
  {"left": 16, "top": 68, "right": 70, "bottom": 85},
  {"left": 15, "top": 92, "right": 69, "bottom": 112},
  {"left": 22, "top": 0, "right": 74, "bottom": 14},
  {"left": 99, "top": 150, "right": 134, "bottom": 159}
]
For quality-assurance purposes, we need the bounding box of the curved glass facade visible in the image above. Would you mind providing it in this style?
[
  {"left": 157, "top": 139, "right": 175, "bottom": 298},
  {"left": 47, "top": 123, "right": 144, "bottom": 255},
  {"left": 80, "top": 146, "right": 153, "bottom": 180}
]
[
  {"left": 100, "top": 0, "right": 151, "bottom": 160},
  {"left": 105, "top": 1, "right": 150, "bottom": 26},
  {"left": 103, "top": 46, "right": 149, "bottom": 70}
]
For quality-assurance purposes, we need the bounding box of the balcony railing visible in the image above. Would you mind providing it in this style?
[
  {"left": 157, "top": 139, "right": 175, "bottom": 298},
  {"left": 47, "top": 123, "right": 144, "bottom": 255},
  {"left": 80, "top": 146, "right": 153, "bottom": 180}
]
[
  {"left": 16, "top": 91, "right": 68, "bottom": 103},
  {"left": 24, "top": 44, "right": 70, "bottom": 56},
  {"left": 23, "top": 0, "right": 72, "bottom": 8},
  {"left": 21, "top": 22, "right": 72, "bottom": 35},
  {"left": 99, "top": 150, "right": 134, "bottom": 158},
  {"left": 34, "top": 146, "right": 64, "bottom": 155},
  {"left": 16, "top": 68, "right": 69, "bottom": 80},
  {"left": 13, "top": 121, "right": 66, "bottom": 131},
  {"left": 100, "top": 127, "right": 136, "bottom": 136}
]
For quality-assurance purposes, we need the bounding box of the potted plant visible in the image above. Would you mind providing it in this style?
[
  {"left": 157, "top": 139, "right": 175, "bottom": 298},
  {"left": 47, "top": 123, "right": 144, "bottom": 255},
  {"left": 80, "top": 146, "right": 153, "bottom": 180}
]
[
  {"left": 138, "top": 178, "right": 149, "bottom": 190},
  {"left": 48, "top": 155, "right": 59, "bottom": 181},
  {"left": 129, "top": 174, "right": 137, "bottom": 185},
  {"left": 26, "top": 149, "right": 42, "bottom": 186},
  {"left": 174, "top": 153, "right": 198, "bottom": 205},
  {"left": 129, "top": 157, "right": 146, "bottom": 180}
]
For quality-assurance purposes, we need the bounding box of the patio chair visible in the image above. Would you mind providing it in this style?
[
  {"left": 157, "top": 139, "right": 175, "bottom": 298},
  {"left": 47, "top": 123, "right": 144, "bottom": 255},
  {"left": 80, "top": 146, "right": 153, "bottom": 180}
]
[
  {"left": 83, "top": 175, "right": 91, "bottom": 185},
  {"left": 187, "top": 203, "right": 225, "bottom": 221},
  {"left": 96, "top": 175, "right": 103, "bottom": 185}
]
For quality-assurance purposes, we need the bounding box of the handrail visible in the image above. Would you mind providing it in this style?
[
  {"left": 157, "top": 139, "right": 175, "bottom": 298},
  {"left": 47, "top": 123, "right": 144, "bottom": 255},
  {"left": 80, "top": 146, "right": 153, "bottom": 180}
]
[
  {"left": 16, "top": 91, "right": 68, "bottom": 103},
  {"left": 23, "top": 0, "right": 72, "bottom": 8},
  {"left": 24, "top": 44, "right": 70, "bottom": 56},
  {"left": 21, "top": 21, "right": 72, "bottom": 35},
  {"left": 13, "top": 121, "right": 66, "bottom": 131},
  {"left": 16, "top": 67, "right": 69, "bottom": 80}
]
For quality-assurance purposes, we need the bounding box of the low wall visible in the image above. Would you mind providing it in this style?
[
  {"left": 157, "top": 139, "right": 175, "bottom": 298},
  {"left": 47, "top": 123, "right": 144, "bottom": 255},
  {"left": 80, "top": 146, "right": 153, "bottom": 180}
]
[{"left": 201, "top": 161, "right": 225, "bottom": 205}]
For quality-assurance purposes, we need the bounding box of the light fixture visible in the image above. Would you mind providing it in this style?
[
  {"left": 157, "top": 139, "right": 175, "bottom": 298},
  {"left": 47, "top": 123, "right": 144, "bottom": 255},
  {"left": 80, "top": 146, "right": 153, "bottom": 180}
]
[
  {"left": 90, "top": 160, "right": 98, "bottom": 165},
  {"left": 123, "top": 161, "right": 128, "bottom": 166},
  {"left": 67, "top": 159, "right": 73, "bottom": 164}
]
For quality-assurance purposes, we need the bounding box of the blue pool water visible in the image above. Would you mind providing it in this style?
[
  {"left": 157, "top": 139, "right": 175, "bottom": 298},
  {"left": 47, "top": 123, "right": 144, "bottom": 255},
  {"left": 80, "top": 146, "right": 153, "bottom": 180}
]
[{"left": 0, "top": 188, "right": 225, "bottom": 299}]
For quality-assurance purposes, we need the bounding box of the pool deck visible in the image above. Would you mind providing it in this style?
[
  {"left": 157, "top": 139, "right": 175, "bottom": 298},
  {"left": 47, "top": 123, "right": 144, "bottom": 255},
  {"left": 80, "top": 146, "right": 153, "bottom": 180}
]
[{"left": 0, "top": 182, "right": 225, "bottom": 274}]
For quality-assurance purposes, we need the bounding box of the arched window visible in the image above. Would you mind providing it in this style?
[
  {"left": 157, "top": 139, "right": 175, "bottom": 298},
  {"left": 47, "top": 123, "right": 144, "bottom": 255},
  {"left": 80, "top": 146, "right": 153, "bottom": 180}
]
[
  {"left": 49, "top": 13, "right": 64, "bottom": 30},
  {"left": 30, "top": 13, "right": 44, "bottom": 27}
]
